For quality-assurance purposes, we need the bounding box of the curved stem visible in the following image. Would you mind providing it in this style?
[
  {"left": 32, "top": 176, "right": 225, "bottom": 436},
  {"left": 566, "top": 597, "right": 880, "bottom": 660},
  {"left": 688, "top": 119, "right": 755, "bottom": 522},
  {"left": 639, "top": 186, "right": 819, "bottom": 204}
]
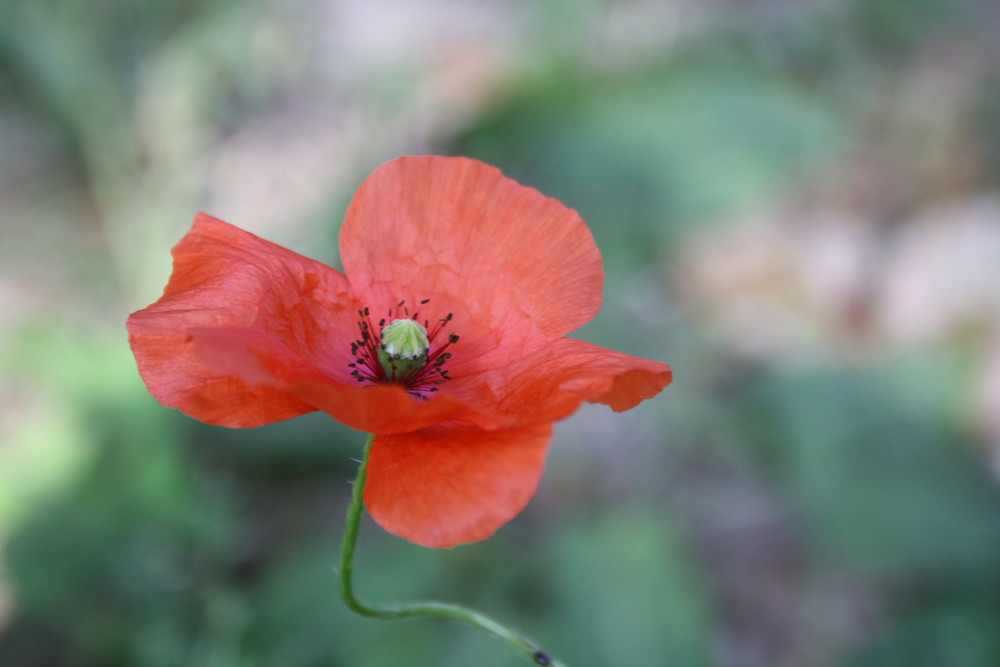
[{"left": 338, "top": 433, "right": 566, "bottom": 667}]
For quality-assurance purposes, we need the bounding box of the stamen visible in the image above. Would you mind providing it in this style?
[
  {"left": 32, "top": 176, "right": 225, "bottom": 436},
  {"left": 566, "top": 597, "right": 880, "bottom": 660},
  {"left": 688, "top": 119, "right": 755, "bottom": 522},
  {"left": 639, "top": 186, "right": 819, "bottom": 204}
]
[{"left": 347, "top": 300, "right": 458, "bottom": 398}]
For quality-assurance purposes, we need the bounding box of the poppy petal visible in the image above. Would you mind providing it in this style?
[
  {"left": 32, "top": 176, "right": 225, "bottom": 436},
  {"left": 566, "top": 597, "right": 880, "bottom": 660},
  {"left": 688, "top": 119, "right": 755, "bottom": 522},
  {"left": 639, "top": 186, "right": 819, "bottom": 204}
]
[
  {"left": 291, "top": 381, "right": 505, "bottom": 435},
  {"left": 449, "top": 338, "right": 673, "bottom": 426},
  {"left": 364, "top": 424, "right": 553, "bottom": 548},
  {"left": 127, "top": 213, "right": 360, "bottom": 427},
  {"left": 339, "top": 156, "right": 604, "bottom": 376},
  {"left": 186, "top": 325, "right": 506, "bottom": 434}
]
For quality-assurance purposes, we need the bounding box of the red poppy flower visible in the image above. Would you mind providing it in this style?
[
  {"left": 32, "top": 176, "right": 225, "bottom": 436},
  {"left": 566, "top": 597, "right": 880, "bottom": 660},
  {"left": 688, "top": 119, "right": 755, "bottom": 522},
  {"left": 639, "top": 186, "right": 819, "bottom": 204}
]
[{"left": 127, "top": 156, "right": 672, "bottom": 548}]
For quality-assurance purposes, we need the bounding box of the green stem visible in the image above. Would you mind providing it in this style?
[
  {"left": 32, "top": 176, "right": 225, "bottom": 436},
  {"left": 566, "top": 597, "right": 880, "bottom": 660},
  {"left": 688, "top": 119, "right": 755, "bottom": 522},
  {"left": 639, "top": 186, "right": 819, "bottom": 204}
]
[{"left": 338, "top": 433, "right": 566, "bottom": 667}]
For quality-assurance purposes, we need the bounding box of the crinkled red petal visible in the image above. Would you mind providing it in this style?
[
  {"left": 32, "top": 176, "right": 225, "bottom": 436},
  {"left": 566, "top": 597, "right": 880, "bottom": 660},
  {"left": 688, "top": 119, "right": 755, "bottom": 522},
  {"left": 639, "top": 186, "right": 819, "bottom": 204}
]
[
  {"left": 364, "top": 423, "right": 553, "bottom": 548},
  {"left": 447, "top": 337, "right": 673, "bottom": 426},
  {"left": 127, "top": 213, "right": 358, "bottom": 427},
  {"left": 339, "top": 156, "right": 604, "bottom": 378}
]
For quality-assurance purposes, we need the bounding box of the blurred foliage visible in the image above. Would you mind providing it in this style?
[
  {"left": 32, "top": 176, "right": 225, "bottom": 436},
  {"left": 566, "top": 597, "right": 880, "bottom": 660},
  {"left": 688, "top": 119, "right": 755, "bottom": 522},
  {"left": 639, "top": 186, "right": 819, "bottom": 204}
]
[{"left": 3, "top": 0, "right": 1000, "bottom": 666}]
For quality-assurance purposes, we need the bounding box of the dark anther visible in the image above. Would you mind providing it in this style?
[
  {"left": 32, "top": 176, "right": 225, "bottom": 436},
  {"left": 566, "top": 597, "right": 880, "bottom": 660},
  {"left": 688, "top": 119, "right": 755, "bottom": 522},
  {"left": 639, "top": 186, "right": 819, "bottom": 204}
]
[
  {"left": 449, "top": 333, "right": 459, "bottom": 343},
  {"left": 397, "top": 300, "right": 405, "bottom": 308},
  {"left": 363, "top": 307, "right": 370, "bottom": 316},
  {"left": 379, "top": 318, "right": 385, "bottom": 327},
  {"left": 533, "top": 651, "right": 551, "bottom": 665},
  {"left": 420, "top": 298, "right": 430, "bottom": 304}
]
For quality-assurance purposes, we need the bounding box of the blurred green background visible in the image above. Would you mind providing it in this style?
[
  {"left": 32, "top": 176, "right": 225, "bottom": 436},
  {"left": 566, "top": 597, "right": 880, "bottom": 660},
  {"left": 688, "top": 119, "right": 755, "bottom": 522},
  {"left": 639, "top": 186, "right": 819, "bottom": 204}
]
[{"left": 3, "top": 0, "right": 1000, "bottom": 665}]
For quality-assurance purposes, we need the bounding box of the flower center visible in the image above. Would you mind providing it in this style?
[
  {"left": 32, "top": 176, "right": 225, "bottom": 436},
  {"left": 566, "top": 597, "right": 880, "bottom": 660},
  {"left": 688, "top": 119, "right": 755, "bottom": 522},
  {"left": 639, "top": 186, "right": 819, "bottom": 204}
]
[
  {"left": 348, "top": 300, "right": 459, "bottom": 398},
  {"left": 377, "top": 318, "right": 429, "bottom": 377}
]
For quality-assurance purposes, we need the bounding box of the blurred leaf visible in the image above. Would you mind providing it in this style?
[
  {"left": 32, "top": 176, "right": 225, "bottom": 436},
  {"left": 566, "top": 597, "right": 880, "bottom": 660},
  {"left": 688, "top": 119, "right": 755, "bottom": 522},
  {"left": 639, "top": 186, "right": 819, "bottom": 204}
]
[
  {"left": 547, "top": 512, "right": 711, "bottom": 667},
  {"left": 765, "top": 367, "right": 1000, "bottom": 579},
  {"left": 849, "top": 606, "right": 1000, "bottom": 667}
]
